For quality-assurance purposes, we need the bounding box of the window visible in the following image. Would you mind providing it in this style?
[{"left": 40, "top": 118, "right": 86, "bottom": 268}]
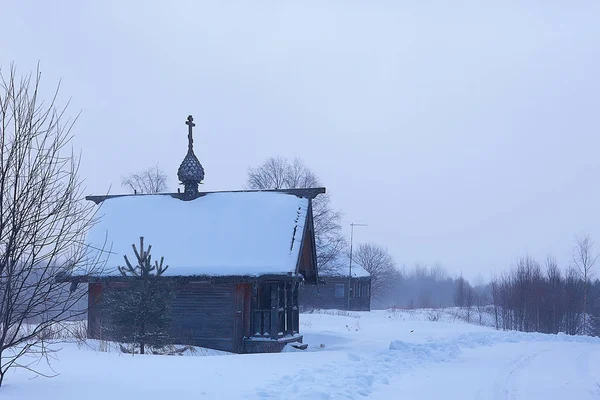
[
  {"left": 257, "top": 283, "right": 273, "bottom": 309},
  {"left": 334, "top": 283, "right": 345, "bottom": 298}
]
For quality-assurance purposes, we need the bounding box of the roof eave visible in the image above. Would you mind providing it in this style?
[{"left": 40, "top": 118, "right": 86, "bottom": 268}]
[
  {"left": 58, "top": 273, "right": 300, "bottom": 284},
  {"left": 86, "top": 187, "right": 327, "bottom": 205}
]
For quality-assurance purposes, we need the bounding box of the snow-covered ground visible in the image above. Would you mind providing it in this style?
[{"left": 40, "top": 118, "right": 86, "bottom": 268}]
[{"left": 3, "top": 309, "right": 600, "bottom": 399}]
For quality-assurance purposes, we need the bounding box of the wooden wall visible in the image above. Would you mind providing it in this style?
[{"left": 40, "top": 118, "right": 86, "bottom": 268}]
[
  {"left": 88, "top": 281, "right": 243, "bottom": 353},
  {"left": 170, "top": 283, "right": 239, "bottom": 352},
  {"left": 87, "top": 280, "right": 300, "bottom": 353},
  {"left": 87, "top": 283, "right": 103, "bottom": 339},
  {"left": 299, "top": 277, "right": 371, "bottom": 311}
]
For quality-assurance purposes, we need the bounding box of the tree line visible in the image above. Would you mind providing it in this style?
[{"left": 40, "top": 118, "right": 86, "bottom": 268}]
[{"left": 487, "top": 236, "right": 600, "bottom": 336}]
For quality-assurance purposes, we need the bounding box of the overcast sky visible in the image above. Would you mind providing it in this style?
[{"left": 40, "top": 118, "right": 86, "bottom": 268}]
[{"left": 3, "top": 1, "right": 600, "bottom": 281}]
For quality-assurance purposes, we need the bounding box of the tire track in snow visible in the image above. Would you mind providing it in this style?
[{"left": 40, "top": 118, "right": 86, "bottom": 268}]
[
  {"left": 575, "top": 348, "right": 600, "bottom": 397},
  {"left": 576, "top": 349, "right": 590, "bottom": 379},
  {"left": 493, "top": 351, "right": 544, "bottom": 400}
]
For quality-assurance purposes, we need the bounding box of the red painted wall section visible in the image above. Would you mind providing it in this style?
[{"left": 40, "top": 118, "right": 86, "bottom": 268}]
[
  {"left": 88, "top": 283, "right": 103, "bottom": 338},
  {"left": 298, "top": 216, "right": 317, "bottom": 283}
]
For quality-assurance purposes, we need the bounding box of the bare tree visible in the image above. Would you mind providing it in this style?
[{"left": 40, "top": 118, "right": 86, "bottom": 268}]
[
  {"left": 490, "top": 254, "right": 589, "bottom": 336},
  {"left": 572, "top": 234, "right": 597, "bottom": 334},
  {"left": 475, "top": 291, "right": 487, "bottom": 326},
  {"left": 564, "top": 266, "right": 584, "bottom": 335},
  {"left": 464, "top": 284, "right": 474, "bottom": 323},
  {"left": 491, "top": 277, "right": 500, "bottom": 329},
  {"left": 453, "top": 274, "right": 474, "bottom": 321},
  {"left": 247, "top": 156, "right": 300, "bottom": 190},
  {"left": 352, "top": 243, "right": 399, "bottom": 300},
  {"left": 0, "top": 65, "right": 103, "bottom": 386},
  {"left": 246, "top": 156, "right": 345, "bottom": 274},
  {"left": 121, "top": 163, "right": 168, "bottom": 194},
  {"left": 429, "top": 263, "right": 449, "bottom": 281},
  {"left": 418, "top": 290, "right": 433, "bottom": 308},
  {"left": 591, "top": 279, "right": 600, "bottom": 336},
  {"left": 454, "top": 274, "right": 466, "bottom": 307}
]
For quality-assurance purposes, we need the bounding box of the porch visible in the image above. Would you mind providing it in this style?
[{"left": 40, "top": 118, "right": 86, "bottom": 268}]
[{"left": 243, "top": 280, "right": 302, "bottom": 353}]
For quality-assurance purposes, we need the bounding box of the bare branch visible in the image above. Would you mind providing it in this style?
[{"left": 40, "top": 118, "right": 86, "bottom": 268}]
[
  {"left": 352, "top": 243, "right": 400, "bottom": 300},
  {"left": 572, "top": 234, "right": 597, "bottom": 334},
  {"left": 245, "top": 156, "right": 345, "bottom": 274},
  {"left": 0, "top": 64, "right": 104, "bottom": 386},
  {"left": 121, "top": 163, "right": 168, "bottom": 194}
]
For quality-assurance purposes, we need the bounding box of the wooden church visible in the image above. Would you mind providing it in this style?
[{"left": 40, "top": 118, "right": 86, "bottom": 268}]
[{"left": 66, "top": 116, "right": 323, "bottom": 353}]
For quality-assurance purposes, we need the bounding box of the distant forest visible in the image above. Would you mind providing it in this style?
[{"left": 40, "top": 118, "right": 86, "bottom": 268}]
[
  {"left": 373, "top": 263, "right": 465, "bottom": 310},
  {"left": 374, "top": 236, "right": 600, "bottom": 337}
]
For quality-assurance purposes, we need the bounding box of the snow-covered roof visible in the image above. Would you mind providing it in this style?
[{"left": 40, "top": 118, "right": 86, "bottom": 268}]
[
  {"left": 322, "top": 264, "right": 370, "bottom": 278},
  {"left": 83, "top": 192, "right": 310, "bottom": 277}
]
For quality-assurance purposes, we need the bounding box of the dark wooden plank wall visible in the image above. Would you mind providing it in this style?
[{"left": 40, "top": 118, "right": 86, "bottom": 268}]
[
  {"left": 87, "top": 283, "right": 103, "bottom": 339},
  {"left": 299, "top": 277, "right": 371, "bottom": 311},
  {"left": 87, "top": 280, "right": 303, "bottom": 353},
  {"left": 170, "top": 283, "right": 238, "bottom": 352}
]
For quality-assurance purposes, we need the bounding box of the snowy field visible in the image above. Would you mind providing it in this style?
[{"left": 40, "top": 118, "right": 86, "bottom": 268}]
[{"left": 3, "top": 308, "right": 600, "bottom": 399}]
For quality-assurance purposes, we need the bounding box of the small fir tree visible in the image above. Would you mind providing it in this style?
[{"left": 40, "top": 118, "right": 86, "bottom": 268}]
[{"left": 104, "top": 237, "right": 173, "bottom": 354}]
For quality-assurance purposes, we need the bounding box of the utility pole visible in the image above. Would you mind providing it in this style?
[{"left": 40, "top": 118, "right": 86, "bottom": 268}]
[{"left": 348, "top": 223, "right": 367, "bottom": 310}]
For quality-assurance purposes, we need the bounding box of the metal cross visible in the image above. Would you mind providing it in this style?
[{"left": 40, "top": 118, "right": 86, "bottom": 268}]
[{"left": 185, "top": 115, "right": 196, "bottom": 151}]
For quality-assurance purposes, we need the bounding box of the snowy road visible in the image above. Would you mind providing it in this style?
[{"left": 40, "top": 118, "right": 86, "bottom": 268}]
[
  {"left": 373, "top": 341, "right": 600, "bottom": 400},
  {"left": 258, "top": 331, "right": 600, "bottom": 400},
  {"left": 255, "top": 310, "right": 600, "bottom": 400}
]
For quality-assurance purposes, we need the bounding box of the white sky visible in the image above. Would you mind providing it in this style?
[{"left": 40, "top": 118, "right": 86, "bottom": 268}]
[{"left": 3, "top": 1, "right": 600, "bottom": 281}]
